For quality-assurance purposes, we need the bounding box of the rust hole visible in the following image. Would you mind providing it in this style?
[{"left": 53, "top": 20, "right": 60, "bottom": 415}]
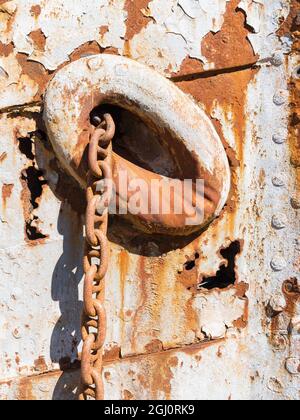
[
  {"left": 184, "top": 253, "right": 200, "bottom": 271},
  {"left": 199, "top": 241, "right": 241, "bottom": 290},
  {"left": 25, "top": 217, "right": 47, "bottom": 241},
  {"left": 18, "top": 136, "right": 34, "bottom": 160},
  {"left": 21, "top": 166, "right": 47, "bottom": 210}
]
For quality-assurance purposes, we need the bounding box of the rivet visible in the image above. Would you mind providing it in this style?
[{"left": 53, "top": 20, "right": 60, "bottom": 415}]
[
  {"left": 285, "top": 358, "right": 300, "bottom": 375},
  {"left": 271, "top": 52, "right": 284, "bottom": 67},
  {"left": 269, "top": 294, "right": 286, "bottom": 313},
  {"left": 272, "top": 214, "right": 287, "bottom": 230},
  {"left": 272, "top": 176, "right": 285, "bottom": 187},
  {"left": 272, "top": 132, "right": 287, "bottom": 144},
  {"left": 12, "top": 328, "right": 22, "bottom": 339},
  {"left": 273, "top": 90, "right": 288, "bottom": 106},
  {"left": 271, "top": 333, "right": 288, "bottom": 352},
  {"left": 38, "top": 383, "right": 51, "bottom": 393},
  {"left": 271, "top": 256, "right": 287, "bottom": 272},
  {"left": 267, "top": 377, "right": 283, "bottom": 393},
  {"left": 291, "top": 194, "right": 300, "bottom": 209}
]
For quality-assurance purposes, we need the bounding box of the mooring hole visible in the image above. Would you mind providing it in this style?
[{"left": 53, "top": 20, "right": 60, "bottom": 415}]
[
  {"left": 199, "top": 241, "right": 241, "bottom": 290},
  {"left": 90, "top": 104, "right": 182, "bottom": 178}
]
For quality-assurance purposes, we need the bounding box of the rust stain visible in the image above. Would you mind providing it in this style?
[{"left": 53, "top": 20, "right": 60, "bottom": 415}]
[
  {"left": 145, "top": 339, "right": 164, "bottom": 353},
  {"left": 124, "top": 0, "right": 151, "bottom": 42},
  {"left": 0, "top": 152, "right": 7, "bottom": 163},
  {"left": 175, "top": 0, "right": 257, "bottom": 161},
  {"left": 171, "top": 0, "right": 258, "bottom": 251},
  {"left": 16, "top": 53, "right": 51, "bottom": 101},
  {"left": 0, "top": 41, "right": 13, "bottom": 57},
  {"left": 2, "top": 183, "right": 13, "bottom": 206},
  {"left": 278, "top": 1, "right": 300, "bottom": 196},
  {"left": 0, "top": 3, "right": 16, "bottom": 35},
  {"left": 283, "top": 278, "right": 300, "bottom": 318},
  {"left": 103, "top": 345, "right": 121, "bottom": 363},
  {"left": 201, "top": 0, "right": 257, "bottom": 68},
  {"left": 137, "top": 355, "right": 178, "bottom": 399},
  {"left": 99, "top": 25, "right": 109, "bottom": 38},
  {"left": 119, "top": 249, "right": 129, "bottom": 339},
  {"left": 123, "top": 389, "right": 134, "bottom": 400},
  {"left": 28, "top": 29, "right": 47, "bottom": 52},
  {"left": 17, "top": 377, "right": 35, "bottom": 401},
  {"left": 34, "top": 356, "right": 48, "bottom": 372},
  {"left": 30, "top": 5, "right": 41, "bottom": 18}
]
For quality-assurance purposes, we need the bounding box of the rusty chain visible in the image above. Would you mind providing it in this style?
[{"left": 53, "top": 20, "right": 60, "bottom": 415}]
[{"left": 79, "top": 113, "right": 115, "bottom": 400}]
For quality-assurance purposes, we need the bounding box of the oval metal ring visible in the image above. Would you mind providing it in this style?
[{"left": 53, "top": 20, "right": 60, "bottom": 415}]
[{"left": 44, "top": 54, "right": 231, "bottom": 235}]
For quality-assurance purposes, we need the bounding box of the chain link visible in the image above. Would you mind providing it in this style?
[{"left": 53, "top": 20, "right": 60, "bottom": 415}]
[{"left": 79, "top": 113, "right": 115, "bottom": 400}]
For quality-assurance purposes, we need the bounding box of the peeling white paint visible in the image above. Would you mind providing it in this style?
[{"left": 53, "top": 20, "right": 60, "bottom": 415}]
[
  {"left": 1, "top": 0, "right": 127, "bottom": 71},
  {"left": 238, "top": 0, "right": 290, "bottom": 58},
  {"left": 129, "top": 0, "right": 230, "bottom": 73}
]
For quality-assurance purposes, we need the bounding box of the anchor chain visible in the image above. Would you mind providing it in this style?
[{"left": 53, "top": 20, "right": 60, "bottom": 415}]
[{"left": 79, "top": 113, "right": 115, "bottom": 400}]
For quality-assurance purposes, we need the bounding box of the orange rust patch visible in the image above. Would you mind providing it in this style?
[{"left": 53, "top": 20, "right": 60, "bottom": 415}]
[
  {"left": 173, "top": 0, "right": 257, "bottom": 246},
  {"left": 278, "top": 1, "right": 300, "bottom": 196},
  {"left": 145, "top": 339, "right": 164, "bottom": 353},
  {"left": 103, "top": 345, "right": 121, "bottom": 362},
  {"left": 34, "top": 356, "right": 47, "bottom": 372},
  {"left": 16, "top": 53, "right": 51, "bottom": 100},
  {"left": 143, "top": 355, "right": 178, "bottom": 399},
  {"left": 123, "top": 389, "right": 134, "bottom": 400},
  {"left": 28, "top": 29, "right": 47, "bottom": 52},
  {"left": 235, "top": 281, "right": 249, "bottom": 298},
  {"left": 202, "top": 0, "right": 257, "bottom": 68},
  {"left": 283, "top": 278, "right": 300, "bottom": 318},
  {"left": 0, "top": 41, "right": 14, "bottom": 57},
  {"left": 175, "top": 0, "right": 257, "bottom": 163},
  {"left": 125, "top": 0, "right": 152, "bottom": 41},
  {"left": 2, "top": 183, "right": 13, "bottom": 206},
  {"left": 30, "top": 5, "right": 41, "bottom": 18},
  {"left": 100, "top": 25, "right": 109, "bottom": 37},
  {"left": 17, "top": 377, "right": 35, "bottom": 401},
  {"left": 233, "top": 300, "right": 248, "bottom": 329},
  {"left": 0, "top": 152, "right": 7, "bottom": 163}
]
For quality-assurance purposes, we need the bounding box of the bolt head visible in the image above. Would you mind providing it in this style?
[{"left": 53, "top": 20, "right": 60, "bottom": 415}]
[
  {"left": 291, "top": 194, "right": 300, "bottom": 209},
  {"left": 269, "top": 294, "right": 286, "bottom": 313},
  {"left": 272, "top": 132, "right": 287, "bottom": 144},
  {"left": 272, "top": 176, "right": 285, "bottom": 187},
  {"left": 272, "top": 214, "right": 287, "bottom": 230},
  {"left": 271, "top": 52, "right": 284, "bottom": 67},
  {"left": 273, "top": 90, "right": 288, "bottom": 106},
  {"left": 285, "top": 358, "right": 300, "bottom": 375},
  {"left": 271, "top": 256, "right": 287, "bottom": 272}
]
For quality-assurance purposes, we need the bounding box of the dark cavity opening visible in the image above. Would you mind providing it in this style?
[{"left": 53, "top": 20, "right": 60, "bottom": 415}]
[
  {"left": 199, "top": 241, "right": 241, "bottom": 290},
  {"left": 18, "top": 136, "right": 34, "bottom": 160},
  {"left": 184, "top": 253, "right": 200, "bottom": 271},
  {"left": 21, "top": 166, "right": 47, "bottom": 209},
  {"left": 26, "top": 217, "right": 48, "bottom": 241}
]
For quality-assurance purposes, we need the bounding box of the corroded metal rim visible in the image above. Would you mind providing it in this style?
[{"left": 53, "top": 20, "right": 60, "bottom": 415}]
[{"left": 44, "top": 54, "right": 231, "bottom": 233}]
